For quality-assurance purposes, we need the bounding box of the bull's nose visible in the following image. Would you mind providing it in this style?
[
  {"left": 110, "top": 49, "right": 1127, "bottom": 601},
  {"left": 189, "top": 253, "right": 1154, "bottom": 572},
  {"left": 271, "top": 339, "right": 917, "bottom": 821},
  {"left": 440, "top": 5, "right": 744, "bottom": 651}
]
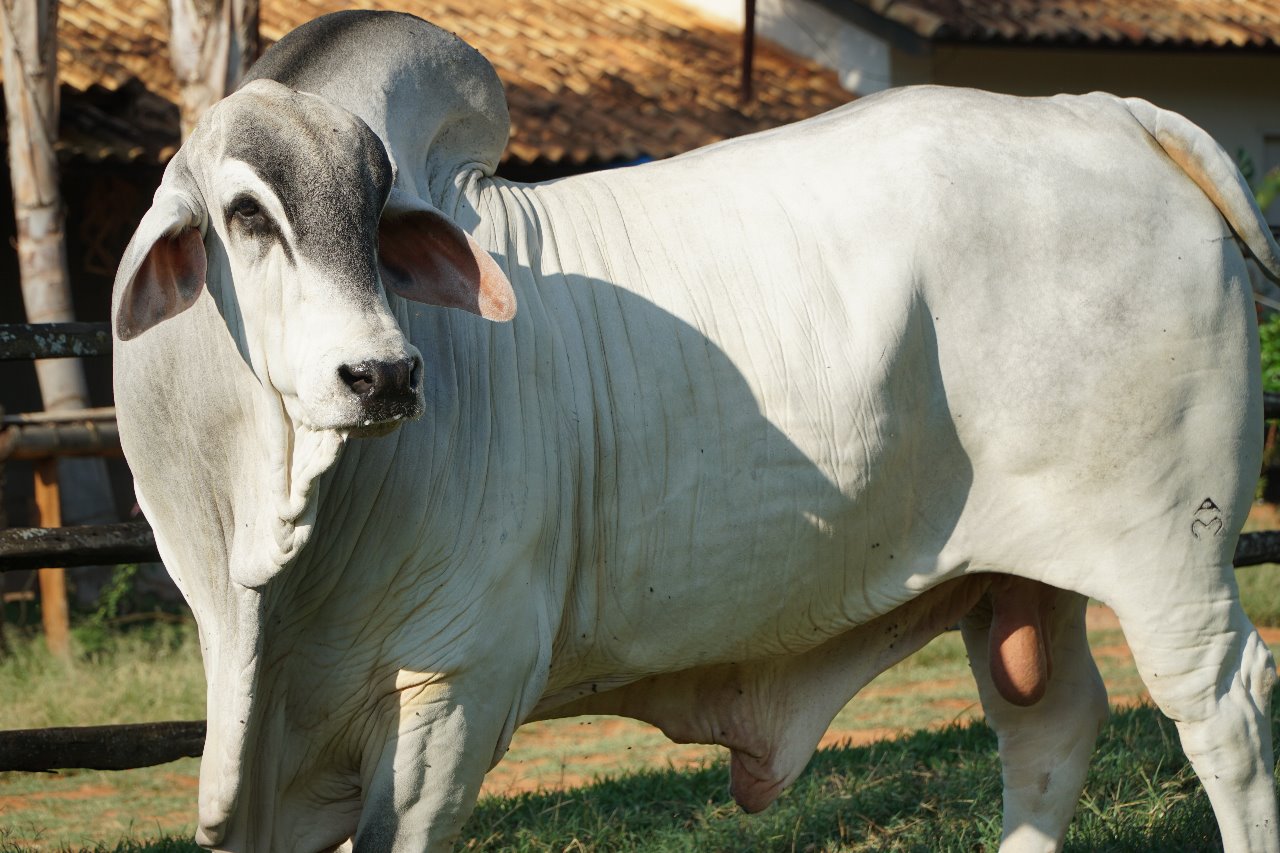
[{"left": 338, "top": 357, "right": 420, "bottom": 403}]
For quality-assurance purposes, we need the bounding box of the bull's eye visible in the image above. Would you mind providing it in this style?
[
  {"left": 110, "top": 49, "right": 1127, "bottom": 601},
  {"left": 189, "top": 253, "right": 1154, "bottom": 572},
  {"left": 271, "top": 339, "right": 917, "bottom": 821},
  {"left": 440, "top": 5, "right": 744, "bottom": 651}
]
[
  {"left": 228, "top": 195, "right": 269, "bottom": 235},
  {"left": 234, "top": 194, "right": 261, "bottom": 216}
]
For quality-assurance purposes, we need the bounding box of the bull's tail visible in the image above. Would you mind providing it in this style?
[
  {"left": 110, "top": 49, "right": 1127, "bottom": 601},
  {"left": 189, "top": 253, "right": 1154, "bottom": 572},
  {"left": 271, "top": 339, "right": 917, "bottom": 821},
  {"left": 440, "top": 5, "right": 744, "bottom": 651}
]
[{"left": 1122, "top": 97, "right": 1280, "bottom": 302}]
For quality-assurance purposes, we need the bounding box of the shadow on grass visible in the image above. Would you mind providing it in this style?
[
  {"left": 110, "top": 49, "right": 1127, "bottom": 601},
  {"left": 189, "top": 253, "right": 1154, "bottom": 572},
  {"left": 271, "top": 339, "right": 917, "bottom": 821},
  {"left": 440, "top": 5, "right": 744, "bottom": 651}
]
[{"left": 16, "top": 703, "right": 1274, "bottom": 852}]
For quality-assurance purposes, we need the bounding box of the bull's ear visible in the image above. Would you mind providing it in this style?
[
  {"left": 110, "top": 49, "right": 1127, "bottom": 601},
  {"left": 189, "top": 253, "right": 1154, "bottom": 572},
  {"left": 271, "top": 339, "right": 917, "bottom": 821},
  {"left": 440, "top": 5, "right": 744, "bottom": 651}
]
[
  {"left": 114, "top": 186, "right": 208, "bottom": 341},
  {"left": 378, "top": 207, "right": 516, "bottom": 322}
]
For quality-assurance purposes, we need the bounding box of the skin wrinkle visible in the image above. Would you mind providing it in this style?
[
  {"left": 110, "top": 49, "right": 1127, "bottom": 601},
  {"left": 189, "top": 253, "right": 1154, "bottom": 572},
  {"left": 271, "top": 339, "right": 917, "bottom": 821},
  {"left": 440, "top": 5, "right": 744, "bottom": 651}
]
[
  {"left": 522, "top": 198, "right": 601, "bottom": 670},
  {"left": 599, "top": 184, "right": 695, "bottom": 542},
  {"left": 686, "top": 195, "right": 777, "bottom": 616},
  {"left": 551, "top": 187, "right": 624, "bottom": 653},
  {"left": 812, "top": 239, "right": 853, "bottom": 477},
  {"left": 523, "top": 218, "right": 594, "bottom": 607}
]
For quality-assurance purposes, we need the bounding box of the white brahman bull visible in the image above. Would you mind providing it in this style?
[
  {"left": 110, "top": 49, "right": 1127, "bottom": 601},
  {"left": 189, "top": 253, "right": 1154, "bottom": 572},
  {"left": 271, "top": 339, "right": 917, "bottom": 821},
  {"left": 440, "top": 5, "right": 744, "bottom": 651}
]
[{"left": 112, "top": 10, "right": 1280, "bottom": 852}]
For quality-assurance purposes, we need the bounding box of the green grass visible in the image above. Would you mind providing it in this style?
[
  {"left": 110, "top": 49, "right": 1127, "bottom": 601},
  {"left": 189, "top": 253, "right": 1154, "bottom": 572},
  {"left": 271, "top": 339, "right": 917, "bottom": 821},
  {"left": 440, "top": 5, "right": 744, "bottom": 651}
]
[
  {"left": 459, "top": 702, "right": 1255, "bottom": 853},
  {"left": 1235, "top": 505, "right": 1280, "bottom": 627},
  {"left": 0, "top": 623, "right": 206, "bottom": 851},
  {"left": 0, "top": 759, "right": 200, "bottom": 852},
  {"left": 1238, "top": 563, "right": 1280, "bottom": 629},
  {"left": 0, "top": 623, "right": 204, "bottom": 730}
]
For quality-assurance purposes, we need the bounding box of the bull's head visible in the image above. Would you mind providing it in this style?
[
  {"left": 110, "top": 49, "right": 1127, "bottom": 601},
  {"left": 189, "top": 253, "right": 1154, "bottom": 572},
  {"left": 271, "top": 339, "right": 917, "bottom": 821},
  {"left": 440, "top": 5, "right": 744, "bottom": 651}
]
[
  {"left": 114, "top": 79, "right": 513, "bottom": 437},
  {"left": 113, "top": 79, "right": 515, "bottom": 593}
]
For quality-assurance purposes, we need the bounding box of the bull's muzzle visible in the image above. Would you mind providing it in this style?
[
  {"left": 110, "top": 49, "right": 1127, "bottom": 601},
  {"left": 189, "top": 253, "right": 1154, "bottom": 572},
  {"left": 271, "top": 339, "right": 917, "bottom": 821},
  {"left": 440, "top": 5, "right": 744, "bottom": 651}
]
[{"left": 339, "top": 355, "right": 424, "bottom": 431}]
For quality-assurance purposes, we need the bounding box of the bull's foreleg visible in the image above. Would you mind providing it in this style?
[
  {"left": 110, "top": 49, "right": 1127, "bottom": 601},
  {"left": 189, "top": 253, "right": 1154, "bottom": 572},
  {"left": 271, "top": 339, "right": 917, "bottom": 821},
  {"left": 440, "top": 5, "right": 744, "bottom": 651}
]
[
  {"left": 351, "top": 631, "right": 538, "bottom": 853},
  {"left": 962, "top": 585, "right": 1109, "bottom": 853},
  {"left": 353, "top": 691, "right": 499, "bottom": 852},
  {"left": 1112, "top": 578, "right": 1279, "bottom": 853}
]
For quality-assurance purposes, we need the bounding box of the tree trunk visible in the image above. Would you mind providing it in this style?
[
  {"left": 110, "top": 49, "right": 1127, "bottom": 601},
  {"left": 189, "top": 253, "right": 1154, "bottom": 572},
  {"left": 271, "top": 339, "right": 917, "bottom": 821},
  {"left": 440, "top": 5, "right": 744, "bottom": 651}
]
[
  {"left": 170, "top": 0, "right": 259, "bottom": 139},
  {"left": 1, "top": 0, "right": 117, "bottom": 557}
]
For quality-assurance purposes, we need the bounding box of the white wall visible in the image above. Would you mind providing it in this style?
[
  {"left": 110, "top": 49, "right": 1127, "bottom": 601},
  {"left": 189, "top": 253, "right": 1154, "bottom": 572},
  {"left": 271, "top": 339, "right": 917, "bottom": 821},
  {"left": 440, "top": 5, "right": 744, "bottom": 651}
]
[{"left": 681, "top": 0, "right": 893, "bottom": 94}]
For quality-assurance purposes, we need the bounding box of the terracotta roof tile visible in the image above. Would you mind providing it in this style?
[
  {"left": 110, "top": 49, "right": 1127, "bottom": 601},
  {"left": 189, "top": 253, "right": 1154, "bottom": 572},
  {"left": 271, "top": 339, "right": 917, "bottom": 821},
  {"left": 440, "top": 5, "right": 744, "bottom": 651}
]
[
  {"left": 5, "top": 0, "right": 853, "bottom": 167},
  {"left": 859, "top": 0, "right": 1280, "bottom": 49}
]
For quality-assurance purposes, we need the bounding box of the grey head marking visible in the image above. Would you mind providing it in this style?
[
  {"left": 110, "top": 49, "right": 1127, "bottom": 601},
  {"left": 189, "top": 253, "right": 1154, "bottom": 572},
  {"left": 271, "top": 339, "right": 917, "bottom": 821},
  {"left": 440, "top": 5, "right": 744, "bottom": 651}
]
[{"left": 220, "top": 83, "right": 394, "bottom": 292}]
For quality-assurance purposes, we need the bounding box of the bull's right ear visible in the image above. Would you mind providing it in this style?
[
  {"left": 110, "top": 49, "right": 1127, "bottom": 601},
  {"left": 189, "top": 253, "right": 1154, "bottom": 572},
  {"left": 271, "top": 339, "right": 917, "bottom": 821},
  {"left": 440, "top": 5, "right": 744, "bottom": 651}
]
[
  {"left": 378, "top": 190, "right": 516, "bottom": 322},
  {"left": 113, "top": 183, "right": 208, "bottom": 342}
]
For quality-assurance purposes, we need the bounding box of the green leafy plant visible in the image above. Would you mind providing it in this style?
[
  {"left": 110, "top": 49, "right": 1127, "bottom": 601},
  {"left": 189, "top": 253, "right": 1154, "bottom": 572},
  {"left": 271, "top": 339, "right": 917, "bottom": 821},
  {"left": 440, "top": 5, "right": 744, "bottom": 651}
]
[
  {"left": 1260, "top": 312, "right": 1280, "bottom": 395},
  {"left": 74, "top": 563, "right": 141, "bottom": 655},
  {"left": 1241, "top": 150, "right": 1280, "bottom": 501},
  {"left": 1239, "top": 149, "right": 1280, "bottom": 217},
  {"left": 1257, "top": 167, "right": 1280, "bottom": 216}
]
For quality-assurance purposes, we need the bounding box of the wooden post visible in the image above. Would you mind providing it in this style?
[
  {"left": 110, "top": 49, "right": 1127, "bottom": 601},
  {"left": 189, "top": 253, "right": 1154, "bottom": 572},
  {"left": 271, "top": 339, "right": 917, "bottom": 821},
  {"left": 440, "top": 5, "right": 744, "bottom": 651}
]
[{"left": 33, "top": 458, "right": 69, "bottom": 659}]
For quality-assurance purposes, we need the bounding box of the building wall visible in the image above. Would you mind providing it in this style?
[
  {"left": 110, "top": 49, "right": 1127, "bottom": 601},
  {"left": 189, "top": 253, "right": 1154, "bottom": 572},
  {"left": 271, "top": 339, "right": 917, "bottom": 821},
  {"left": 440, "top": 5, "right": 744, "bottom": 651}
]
[{"left": 682, "top": 0, "right": 893, "bottom": 93}]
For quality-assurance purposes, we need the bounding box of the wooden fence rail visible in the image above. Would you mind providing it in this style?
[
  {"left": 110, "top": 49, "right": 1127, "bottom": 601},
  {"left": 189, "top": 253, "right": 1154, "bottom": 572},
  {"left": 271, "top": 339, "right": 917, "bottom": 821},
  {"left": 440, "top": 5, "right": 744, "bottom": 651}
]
[
  {"left": 0, "top": 521, "right": 158, "bottom": 572},
  {"left": 0, "top": 416, "right": 121, "bottom": 462},
  {"left": 0, "top": 322, "right": 111, "bottom": 360},
  {"left": 0, "top": 722, "right": 205, "bottom": 772}
]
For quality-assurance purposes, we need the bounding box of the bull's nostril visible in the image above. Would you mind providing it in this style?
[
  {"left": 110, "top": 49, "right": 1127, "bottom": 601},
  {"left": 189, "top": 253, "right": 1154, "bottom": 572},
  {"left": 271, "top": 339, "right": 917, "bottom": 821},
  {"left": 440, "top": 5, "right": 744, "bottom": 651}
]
[
  {"left": 409, "top": 358, "right": 422, "bottom": 391},
  {"left": 339, "top": 363, "right": 376, "bottom": 397},
  {"left": 340, "top": 359, "right": 417, "bottom": 402}
]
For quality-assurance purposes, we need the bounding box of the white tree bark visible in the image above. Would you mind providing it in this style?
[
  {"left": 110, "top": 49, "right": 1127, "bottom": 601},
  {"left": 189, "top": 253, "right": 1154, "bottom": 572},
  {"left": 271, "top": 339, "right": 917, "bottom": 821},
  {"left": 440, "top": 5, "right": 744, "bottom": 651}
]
[
  {"left": 170, "top": 0, "right": 259, "bottom": 139},
  {"left": 2, "top": 0, "right": 117, "bottom": 605}
]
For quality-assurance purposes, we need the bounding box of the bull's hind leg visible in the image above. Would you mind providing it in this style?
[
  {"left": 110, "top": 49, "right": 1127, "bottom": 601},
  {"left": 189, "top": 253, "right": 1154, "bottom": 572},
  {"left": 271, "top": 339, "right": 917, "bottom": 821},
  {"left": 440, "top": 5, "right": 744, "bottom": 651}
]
[
  {"left": 1110, "top": 566, "right": 1278, "bottom": 853},
  {"left": 961, "top": 583, "right": 1109, "bottom": 853}
]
